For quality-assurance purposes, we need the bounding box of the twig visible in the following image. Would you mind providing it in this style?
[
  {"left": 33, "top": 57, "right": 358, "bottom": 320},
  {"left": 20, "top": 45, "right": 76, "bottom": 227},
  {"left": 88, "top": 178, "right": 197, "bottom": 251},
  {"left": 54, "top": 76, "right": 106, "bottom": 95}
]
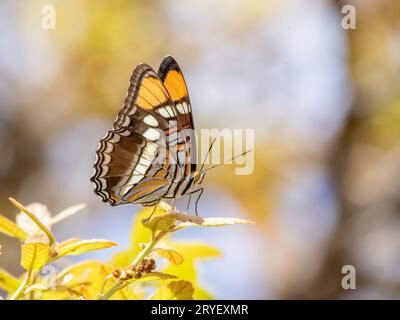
[{"left": 99, "top": 231, "right": 166, "bottom": 300}]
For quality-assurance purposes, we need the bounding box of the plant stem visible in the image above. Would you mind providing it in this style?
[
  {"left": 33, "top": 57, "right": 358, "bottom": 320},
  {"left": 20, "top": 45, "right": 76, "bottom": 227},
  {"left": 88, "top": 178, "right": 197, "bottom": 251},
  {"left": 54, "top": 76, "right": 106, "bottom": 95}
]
[
  {"left": 9, "top": 270, "right": 32, "bottom": 300},
  {"left": 29, "top": 273, "right": 39, "bottom": 300},
  {"left": 99, "top": 231, "right": 165, "bottom": 300},
  {"left": 129, "top": 232, "right": 160, "bottom": 267},
  {"left": 99, "top": 280, "right": 126, "bottom": 300}
]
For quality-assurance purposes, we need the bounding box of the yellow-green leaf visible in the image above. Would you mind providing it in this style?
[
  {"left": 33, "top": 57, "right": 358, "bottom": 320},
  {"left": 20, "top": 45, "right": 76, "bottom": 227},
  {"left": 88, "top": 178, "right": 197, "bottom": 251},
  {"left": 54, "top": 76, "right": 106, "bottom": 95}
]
[
  {"left": 57, "top": 260, "right": 111, "bottom": 282},
  {"left": 150, "top": 280, "right": 194, "bottom": 300},
  {"left": 55, "top": 239, "right": 118, "bottom": 257},
  {"left": 174, "top": 213, "right": 204, "bottom": 224},
  {"left": 55, "top": 237, "right": 81, "bottom": 249},
  {"left": 138, "top": 272, "right": 178, "bottom": 281},
  {"left": 54, "top": 260, "right": 110, "bottom": 300},
  {"left": 161, "top": 241, "right": 221, "bottom": 299},
  {"left": 165, "top": 241, "right": 221, "bottom": 260},
  {"left": 16, "top": 203, "right": 51, "bottom": 236},
  {"left": 0, "top": 268, "right": 21, "bottom": 293},
  {"left": 24, "top": 283, "right": 49, "bottom": 295},
  {"left": 154, "top": 248, "right": 184, "bottom": 265},
  {"left": 21, "top": 242, "right": 50, "bottom": 272},
  {"left": 0, "top": 215, "right": 27, "bottom": 241},
  {"left": 117, "top": 285, "right": 142, "bottom": 300},
  {"left": 133, "top": 206, "right": 165, "bottom": 243},
  {"left": 111, "top": 251, "right": 137, "bottom": 269},
  {"left": 142, "top": 213, "right": 176, "bottom": 232},
  {"left": 111, "top": 206, "right": 159, "bottom": 267},
  {"left": 9, "top": 198, "right": 56, "bottom": 245},
  {"left": 54, "top": 260, "right": 144, "bottom": 300},
  {"left": 175, "top": 217, "right": 255, "bottom": 230}
]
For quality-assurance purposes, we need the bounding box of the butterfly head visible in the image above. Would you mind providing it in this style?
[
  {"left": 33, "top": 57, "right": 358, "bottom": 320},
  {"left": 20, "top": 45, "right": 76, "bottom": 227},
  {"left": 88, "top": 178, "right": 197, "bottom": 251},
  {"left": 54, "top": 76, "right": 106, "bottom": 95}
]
[{"left": 192, "top": 170, "right": 206, "bottom": 185}]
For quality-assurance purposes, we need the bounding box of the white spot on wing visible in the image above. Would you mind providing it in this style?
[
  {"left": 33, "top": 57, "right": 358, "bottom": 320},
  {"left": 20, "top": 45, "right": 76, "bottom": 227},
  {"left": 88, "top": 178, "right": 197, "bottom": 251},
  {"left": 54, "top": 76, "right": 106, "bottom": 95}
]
[
  {"left": 176, "top": 102, "right": 191, "bottom": 114},
  {"left": 143, "top": 115, "right": 158, "bottom": 127},
  {"left": 158, "top": 108, "right": 169, "bottom": 118},
  {"left": 157, "top": 105, "right": 175, "bottom": 118},
  {"left": 166, "top": 106, "right": 174, "bottom": 116},
  {"left": 139, "top": 156, "right": 152, "bottom": 167},
  {"left": 135, "top": 163, "right": 148, "bottom": 175},
  {"left": 177, "top": 103, "right": 185, "bottom": 114},
  {"left": 143, "top": 128, "right": 161, "bottom": 141},
  {"left": 183, "top": 102, "right": 190, "bottom": 113},
  {"left": 145, "top": 142, "right": 158, "bottom": 156},
  {"left": 121, "top": 174, "right": 144, "bottom": 196}
]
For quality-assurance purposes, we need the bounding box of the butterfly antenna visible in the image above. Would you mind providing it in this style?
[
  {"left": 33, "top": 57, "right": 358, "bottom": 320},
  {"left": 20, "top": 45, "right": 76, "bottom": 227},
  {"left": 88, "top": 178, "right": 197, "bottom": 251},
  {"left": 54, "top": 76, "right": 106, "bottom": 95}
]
[
  {"left": 201, "top": 149, "right": 252, "bottom": 173},
  {"left": 199, "top": 138, "right": 216, "bottom": 172}
]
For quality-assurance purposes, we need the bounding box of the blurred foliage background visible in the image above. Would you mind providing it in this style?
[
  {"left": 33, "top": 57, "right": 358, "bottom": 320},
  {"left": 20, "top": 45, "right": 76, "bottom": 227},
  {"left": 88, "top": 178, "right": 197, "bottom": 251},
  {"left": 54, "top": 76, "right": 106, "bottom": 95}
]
[{"left": 1, "top": 0, "right": 400, "bottom": 299}]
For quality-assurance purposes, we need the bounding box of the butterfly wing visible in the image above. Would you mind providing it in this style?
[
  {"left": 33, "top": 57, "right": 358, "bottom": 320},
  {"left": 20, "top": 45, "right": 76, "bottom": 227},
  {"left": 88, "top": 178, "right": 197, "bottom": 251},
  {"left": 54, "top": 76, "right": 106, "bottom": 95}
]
[
  {"left": 91, "top": 63, "right": 180, "bottom": 206},
  {"left": 158, "top": 56, "right": 197, "bottom": 180}
]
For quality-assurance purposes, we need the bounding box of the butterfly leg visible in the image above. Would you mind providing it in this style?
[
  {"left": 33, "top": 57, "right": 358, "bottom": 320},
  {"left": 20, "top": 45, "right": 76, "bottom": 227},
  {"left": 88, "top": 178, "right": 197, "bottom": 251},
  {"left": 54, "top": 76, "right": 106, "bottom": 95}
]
[
  {"left": 170, "top": 198, "right": 177, "bottom": 212},
  {"left": 194, "top": 188, "right": 204, "bottom": 216},
  {"left": 144, "top": 199, "right": 161, "bottom": 222},
  {"left": 186, "top": 193, "right": 192, "bottom": 211}
]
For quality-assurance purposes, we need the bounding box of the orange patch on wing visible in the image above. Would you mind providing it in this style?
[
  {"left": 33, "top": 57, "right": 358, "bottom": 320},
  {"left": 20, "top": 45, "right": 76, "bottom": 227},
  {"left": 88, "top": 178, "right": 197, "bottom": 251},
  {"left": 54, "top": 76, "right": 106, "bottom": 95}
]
[
  {"left": 164, "top": 126, "right": 178, "bottom": 136},
  {"left": 137, "top": 76, "right": 169, "bottom": 110},
  {"left": 164, "top": 70, "right": 188, "bottom": 101},
  {"left": 155, "top": 168, "right": 169, "bottom": 178},
  {"left": 185, "top": 148, "right": 191, "bottom": 176},
  {"left": 155, "top": 156, "right": 170, "bottom": 178}
]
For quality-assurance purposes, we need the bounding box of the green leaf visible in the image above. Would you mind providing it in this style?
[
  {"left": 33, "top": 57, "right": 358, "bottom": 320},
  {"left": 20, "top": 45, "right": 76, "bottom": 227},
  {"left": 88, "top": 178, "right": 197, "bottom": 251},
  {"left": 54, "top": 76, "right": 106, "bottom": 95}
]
[
  {"left": 166, "top": 242, "right": 221, "bottom": 260},
  {"left": 0, "top": 214, "right": 28, "bottom": 241},
  {"left": 24, "top": 283, "right": 49, "bottom": 295},
  {"left": 138, "top": 272, "right": 178, "bottom": 282},
  {"left": 57, "top": 260, "right": 111, "bottom": 281},
  {"left": 111, "top": 251, "right": 136, "bottom": 269},
  {"left": 132, "top": 207, "right": 163, "bottom": 244},
  {"left": 154, "top": 248, "right": 184, "bottom": 265},
  {"left": 150, "top": 280, "right": 194, "bottom": 300},
  {"left": 54, "top": 260, "right": 144, "bottom": 300},
  {"left": 117, "top": 285, "right": 142, "bottom": 300},
  {"left": 142, "top": 212, "right": 176, "bottom": 232},
  {"left": 174, "top": 216, "right": 255, "bottom": 230},
  {"left": 0, "top": 268, "right": 21, "bottom": 293},
  {"left": 55, "top": 260, "right": 111, "bottom": 300},
  {"left": 21, "top": 242, "right": 50, "bottom": 272},
  {"left": 55, "top": 237, "right": 81, "bottom": 249},
  {"left": 162, "top": 241, "right": 221, "bottom": 299},
  {"left": 9, "top": 198, "right": 56, "bottom": 245},
  {"left": 111, "top": 206, "right": 168, "bottom": 267},
  {"left": 55, "top": 239, "right": 118, "bottom": 257},
  {"left": 16, "top": 203, "right": 51, "bottom": 236}
]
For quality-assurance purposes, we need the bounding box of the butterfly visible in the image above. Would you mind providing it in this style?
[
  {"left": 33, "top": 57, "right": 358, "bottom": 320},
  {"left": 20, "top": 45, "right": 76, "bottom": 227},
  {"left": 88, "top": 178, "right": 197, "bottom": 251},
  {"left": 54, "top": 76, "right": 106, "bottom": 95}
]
[{"left": 90, "top": 56, "right": 207, "bottom": 215}]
